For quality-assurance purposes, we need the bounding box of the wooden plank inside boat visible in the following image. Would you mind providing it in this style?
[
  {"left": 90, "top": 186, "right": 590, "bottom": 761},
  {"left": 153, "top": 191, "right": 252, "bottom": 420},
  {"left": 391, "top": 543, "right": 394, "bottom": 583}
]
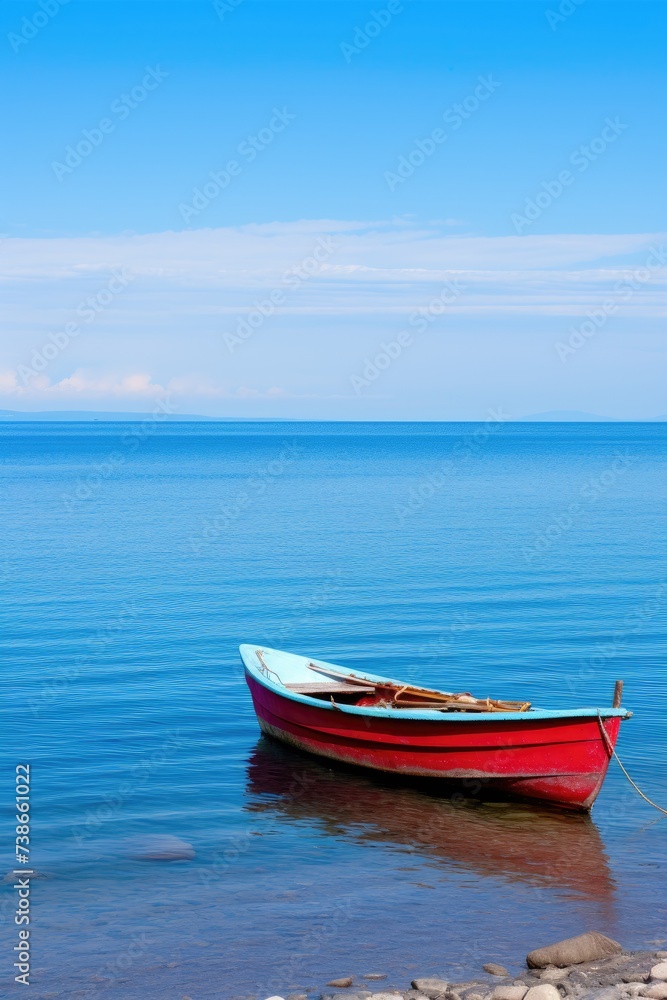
[{"left": 285, "top": 682, "right": 376, "bottom": 695}]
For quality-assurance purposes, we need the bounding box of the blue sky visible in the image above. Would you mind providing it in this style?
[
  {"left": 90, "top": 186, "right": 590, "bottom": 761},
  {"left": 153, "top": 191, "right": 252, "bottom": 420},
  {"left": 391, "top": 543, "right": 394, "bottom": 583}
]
[{"left": 1, "top": 0, "right": 665, "bottom": 418}]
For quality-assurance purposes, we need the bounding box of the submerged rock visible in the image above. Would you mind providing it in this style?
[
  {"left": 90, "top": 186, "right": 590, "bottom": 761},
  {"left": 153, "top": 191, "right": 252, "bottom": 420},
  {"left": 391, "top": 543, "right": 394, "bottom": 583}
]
[
  {"left": 485, "top": 966, "right": 510, "bottom": 978},
  {"left": 328, "top": 980, "right": 354, "bottom": 989},
  {"left": 126, "top": 834, "right": 195, "bottom": 861},
  {"left": 526, "top": 933, "right": 622, "bottom": 969}
]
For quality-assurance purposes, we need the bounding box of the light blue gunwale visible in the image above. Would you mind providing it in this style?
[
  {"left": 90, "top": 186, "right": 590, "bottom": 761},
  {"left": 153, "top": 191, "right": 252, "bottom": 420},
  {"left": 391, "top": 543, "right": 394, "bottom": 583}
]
[{"left": 239, "top": 645, "right": 630, "bottom": 723}]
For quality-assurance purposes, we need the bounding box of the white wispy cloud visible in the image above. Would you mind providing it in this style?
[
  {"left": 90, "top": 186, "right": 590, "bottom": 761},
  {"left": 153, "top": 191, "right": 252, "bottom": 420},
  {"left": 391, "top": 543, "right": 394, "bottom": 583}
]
[{"left": 1, "top": 220, "right": 665, "bottom": 415}]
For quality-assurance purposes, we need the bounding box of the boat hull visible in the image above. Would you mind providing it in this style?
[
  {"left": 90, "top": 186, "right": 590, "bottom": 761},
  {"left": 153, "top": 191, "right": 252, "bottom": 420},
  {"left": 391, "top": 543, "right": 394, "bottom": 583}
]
[{"left": 245, "top": 672, "right": 621, "bottom": 810}]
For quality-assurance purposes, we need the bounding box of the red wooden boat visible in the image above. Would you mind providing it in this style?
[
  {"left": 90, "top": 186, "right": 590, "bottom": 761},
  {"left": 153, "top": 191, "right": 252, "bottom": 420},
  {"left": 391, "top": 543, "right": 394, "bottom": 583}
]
[{"left": 241, "top": 645, "right": 631, "bottom": 811}]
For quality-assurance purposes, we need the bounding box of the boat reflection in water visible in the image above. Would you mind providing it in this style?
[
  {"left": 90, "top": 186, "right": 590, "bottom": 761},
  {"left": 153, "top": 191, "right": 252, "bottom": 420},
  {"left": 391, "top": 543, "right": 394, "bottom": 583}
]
[{"left": 246, "top": 736, "right": 616, "bottom": 906}]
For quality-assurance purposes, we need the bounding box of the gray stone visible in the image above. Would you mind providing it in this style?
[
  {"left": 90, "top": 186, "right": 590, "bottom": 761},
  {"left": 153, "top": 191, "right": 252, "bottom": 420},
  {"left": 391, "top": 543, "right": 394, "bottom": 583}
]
[
  {"left": 527, "top": 934, "right": 623, "bottom": 970},
  {"left": 364, "top": 976, "right": 388, "bottom": 982},
  {"left": 328, "top": 981, "right": 354, "bottom": 989},
  {"left": 579, "top": 989, "right": 623, "bottom": 1000},
  {"left": 333, "top": 994, "right": 356, "bottom": 1000},
  {"left": 651, "top": 968, "right": 667, "bottom": 983},
  {"left": 540, "top": 972, "right": 569, "bottom": 984},
  {"left": 367, "top": 994, "right": 401, "bottom": 1000},
  {"left": 644, "top": 988, "right": 667, "bottom": 1000},
  {"left": 657, "top": 956, "right": 667, "bottom": 962},
  {"left": 524, "top": 985, "right": 562, "bottom": 1000},
  {"left": 412, "top": 982, "right": 449, "bottom": 999},
  {"left": 491, "top": 987, "right": 527, "bottom": 1000},
  {"left": 622, "top": 986, "right": 646, "bottom": 996},
  {"left": 485, "top": 968, "right": 511, "bottom": 979}
]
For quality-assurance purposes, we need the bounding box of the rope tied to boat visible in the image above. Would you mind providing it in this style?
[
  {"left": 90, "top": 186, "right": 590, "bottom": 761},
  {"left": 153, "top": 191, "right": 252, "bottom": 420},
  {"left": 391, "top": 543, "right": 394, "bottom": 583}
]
[{"left": 597, "top": 711, "right": 667, "bottom": 817}]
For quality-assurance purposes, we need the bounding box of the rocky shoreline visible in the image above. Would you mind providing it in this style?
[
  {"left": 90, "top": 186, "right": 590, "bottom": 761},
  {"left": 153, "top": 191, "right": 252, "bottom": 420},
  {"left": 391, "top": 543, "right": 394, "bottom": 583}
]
[{"left": 296, "top": 934, "right": 667, "bottom": 1000}]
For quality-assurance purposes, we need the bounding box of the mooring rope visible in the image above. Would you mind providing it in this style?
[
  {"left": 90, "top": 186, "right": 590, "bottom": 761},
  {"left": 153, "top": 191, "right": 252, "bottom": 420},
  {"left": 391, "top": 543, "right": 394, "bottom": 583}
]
[{"left": 597, "top": 711, "right": 667, "bottom": 817}]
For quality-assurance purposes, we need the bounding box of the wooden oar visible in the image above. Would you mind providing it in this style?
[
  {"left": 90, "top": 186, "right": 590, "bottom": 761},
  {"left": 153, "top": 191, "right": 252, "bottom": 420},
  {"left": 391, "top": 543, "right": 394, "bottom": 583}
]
[{"left": 307, "top": 662, "right": 530, "bottom": 712}]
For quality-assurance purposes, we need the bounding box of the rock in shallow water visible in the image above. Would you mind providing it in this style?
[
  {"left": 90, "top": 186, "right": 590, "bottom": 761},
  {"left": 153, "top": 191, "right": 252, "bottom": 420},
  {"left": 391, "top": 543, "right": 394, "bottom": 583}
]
[
  {"left": 526, "top": 933, "right": 622, "bottom": 969},
  {"left": 126, "top": 835, "right": 195, "bottom": 861},
  {"left": 485, "top": 966, "right": 510, "bottom": 978},
  {"left": 328, "top": 980, "right": 353, "bottom": 989}
]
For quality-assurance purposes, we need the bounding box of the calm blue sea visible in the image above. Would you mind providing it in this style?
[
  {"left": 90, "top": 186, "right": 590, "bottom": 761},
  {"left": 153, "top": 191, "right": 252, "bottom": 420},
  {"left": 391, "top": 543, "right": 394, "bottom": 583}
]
[{"left": 1, "top": 422, "right": 666, "bottom": 999}]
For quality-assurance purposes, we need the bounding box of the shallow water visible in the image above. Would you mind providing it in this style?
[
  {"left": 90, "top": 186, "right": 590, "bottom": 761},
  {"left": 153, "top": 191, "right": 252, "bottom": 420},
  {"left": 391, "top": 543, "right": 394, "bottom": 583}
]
[{"left": 1, "top": 421, "right": 666, "bottom": 999}]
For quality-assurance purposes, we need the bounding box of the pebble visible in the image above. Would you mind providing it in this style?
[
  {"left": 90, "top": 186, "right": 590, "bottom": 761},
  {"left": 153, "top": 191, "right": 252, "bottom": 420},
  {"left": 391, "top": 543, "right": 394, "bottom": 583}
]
[
  {"left": 645, "top": 987, "right": 667, "bottom": 1000},
  {"left": 328, "top": 980, "right": 354, "bottom": 989},
  {"left": 651, "top": 967, "right": 667, "bottom": 983},
  {"left": 485, "top": 966, "right": 511, "bottom": 978},
  {"left": 411, "top": 980, "right": 449, "bottom": 998},
  {"left": 624, "top": 985, "right": 648, "bottom": 995},
  {"left": 524, "top": 985, "right": 562, "bottom": 1000},
  {"left": 491, "top": 987, "right": 527, "bottom": 1000}
]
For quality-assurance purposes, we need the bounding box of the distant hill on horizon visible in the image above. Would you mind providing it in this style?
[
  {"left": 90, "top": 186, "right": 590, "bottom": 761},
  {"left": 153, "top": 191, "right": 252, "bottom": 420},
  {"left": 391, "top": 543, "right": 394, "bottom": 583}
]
[{"left": 0, "top": 409, "right": 665, "bottom": 423}]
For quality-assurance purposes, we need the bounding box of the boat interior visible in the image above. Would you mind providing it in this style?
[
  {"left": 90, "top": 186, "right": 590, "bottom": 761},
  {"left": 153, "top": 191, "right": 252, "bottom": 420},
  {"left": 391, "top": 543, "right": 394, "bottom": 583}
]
[{"left": 259, "top": 651, "right": 531, "bottom": 713}]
